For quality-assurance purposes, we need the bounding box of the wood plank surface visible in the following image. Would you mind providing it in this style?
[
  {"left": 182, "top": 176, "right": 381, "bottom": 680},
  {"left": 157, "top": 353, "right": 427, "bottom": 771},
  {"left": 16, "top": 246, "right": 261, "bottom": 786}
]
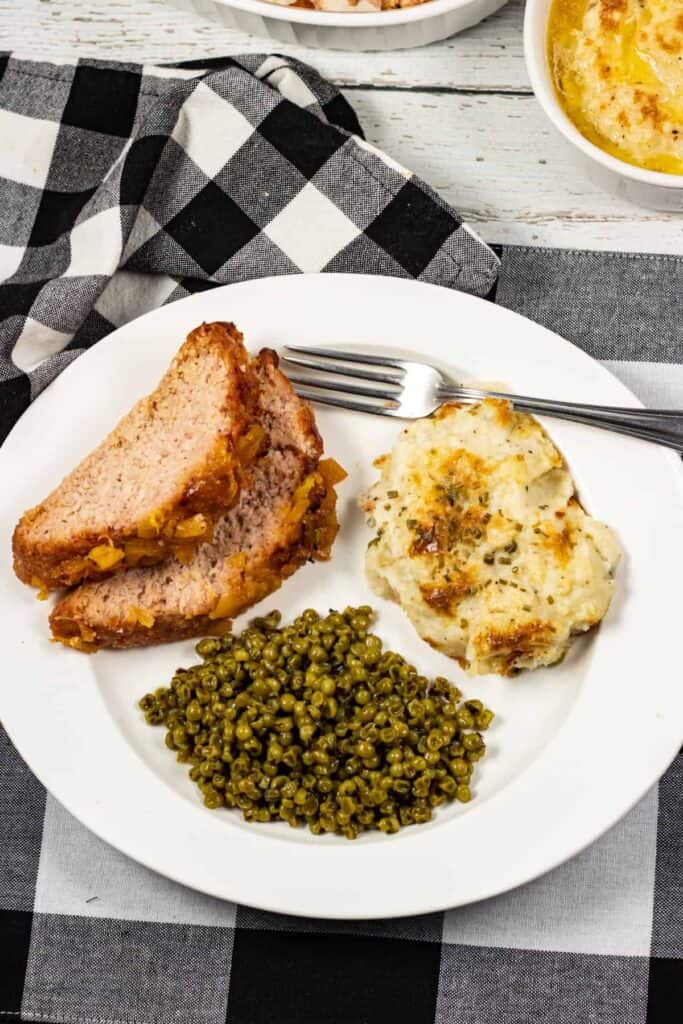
[
  {"left": 1, "top": 0, "right": 681, "bottom": 253},
  {"left": 1, "top": 0, "right": 528, "bottom": 88}
]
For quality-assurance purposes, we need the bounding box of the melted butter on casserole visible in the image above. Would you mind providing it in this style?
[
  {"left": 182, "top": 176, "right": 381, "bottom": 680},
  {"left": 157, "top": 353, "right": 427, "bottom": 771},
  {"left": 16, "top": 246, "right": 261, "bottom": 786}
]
[
  {"left": 548, "top": 0, "right": 683, "bottom": 174},
  {"left": 361, "top": 400, "right": 620, "bottom": 677}
]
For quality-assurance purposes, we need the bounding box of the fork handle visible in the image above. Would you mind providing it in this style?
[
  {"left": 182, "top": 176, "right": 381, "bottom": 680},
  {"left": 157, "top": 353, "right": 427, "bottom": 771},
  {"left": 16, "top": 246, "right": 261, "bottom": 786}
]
[{"left": 437, "top": 386, "right": 683, "bottom": 454}]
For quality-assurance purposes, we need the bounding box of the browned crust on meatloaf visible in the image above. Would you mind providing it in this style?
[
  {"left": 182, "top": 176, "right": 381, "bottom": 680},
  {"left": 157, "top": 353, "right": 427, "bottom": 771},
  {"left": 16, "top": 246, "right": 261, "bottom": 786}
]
[
  {"left": 48, "top": 352, "right": 343, "bottom": 651},
  {"left": 49, "top": 465, "right": 339, "bottom": 649},
  {"left": 250, "top": 347, "right": 322, "bottom": 458},
  {"left": 13, "top": 322, "right": 258, "bottom": 590}
]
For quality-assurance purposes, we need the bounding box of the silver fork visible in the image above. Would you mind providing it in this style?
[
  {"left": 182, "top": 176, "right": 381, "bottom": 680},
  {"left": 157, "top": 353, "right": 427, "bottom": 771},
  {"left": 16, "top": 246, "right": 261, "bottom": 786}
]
[{"left": 282, "top": 346, "right": 683, "bottom": 454}]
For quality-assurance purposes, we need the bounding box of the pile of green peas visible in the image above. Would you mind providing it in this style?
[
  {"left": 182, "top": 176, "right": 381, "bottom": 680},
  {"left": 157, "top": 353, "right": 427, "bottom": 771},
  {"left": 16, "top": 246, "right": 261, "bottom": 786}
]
[{"left": 139, "top": 606, "right": 494, "bottom": 839}]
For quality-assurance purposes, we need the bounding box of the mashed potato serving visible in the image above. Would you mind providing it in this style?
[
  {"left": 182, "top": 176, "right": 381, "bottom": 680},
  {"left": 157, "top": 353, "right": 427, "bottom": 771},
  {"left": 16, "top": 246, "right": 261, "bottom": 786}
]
[
  {"left": 548, "top": 0, "right": 683, "bottom": 175},
  {"left": 362, "top": 400, "right": 620, "bottom": 677}
]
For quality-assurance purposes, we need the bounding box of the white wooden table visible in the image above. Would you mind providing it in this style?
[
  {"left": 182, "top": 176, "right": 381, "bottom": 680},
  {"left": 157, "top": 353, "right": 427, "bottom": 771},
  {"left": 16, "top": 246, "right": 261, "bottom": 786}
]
[{"left": 2, "top": 0, "right": 681, "bottom": 253}]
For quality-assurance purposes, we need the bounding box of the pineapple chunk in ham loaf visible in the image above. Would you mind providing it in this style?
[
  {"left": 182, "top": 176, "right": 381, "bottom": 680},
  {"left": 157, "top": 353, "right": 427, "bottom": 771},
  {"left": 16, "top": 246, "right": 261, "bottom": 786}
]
[
  {"left": 13, "top": 322, "right": 258, "bottom": 590},
  {"left": 49, "top": 350, "right": 345, "bottom": 650}
]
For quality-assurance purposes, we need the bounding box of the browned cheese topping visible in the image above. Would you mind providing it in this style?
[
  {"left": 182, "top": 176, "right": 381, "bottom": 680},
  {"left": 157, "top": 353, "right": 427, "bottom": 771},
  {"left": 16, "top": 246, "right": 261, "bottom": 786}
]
[{"left": 362, "top": 400, "right": 620, "bottom": 676}]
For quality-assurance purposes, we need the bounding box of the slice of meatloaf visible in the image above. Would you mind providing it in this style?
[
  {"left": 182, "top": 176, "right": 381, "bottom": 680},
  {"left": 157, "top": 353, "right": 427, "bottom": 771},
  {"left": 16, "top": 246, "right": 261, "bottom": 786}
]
[
  {"left": 49, "top": 351, "right": 345, "bottom": 650},
  {"left": 13, "top": 322, "right": 259, "bottom": 590}
]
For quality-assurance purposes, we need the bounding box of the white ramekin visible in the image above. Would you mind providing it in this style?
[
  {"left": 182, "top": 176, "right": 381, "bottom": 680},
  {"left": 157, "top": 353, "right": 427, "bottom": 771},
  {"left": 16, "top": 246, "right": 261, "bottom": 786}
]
[
  {"left": 171, "top": 0, "right": 508, "bottom": 51},
  {"left": 524, "top": 0, "right": 683, "bottom": 211}
]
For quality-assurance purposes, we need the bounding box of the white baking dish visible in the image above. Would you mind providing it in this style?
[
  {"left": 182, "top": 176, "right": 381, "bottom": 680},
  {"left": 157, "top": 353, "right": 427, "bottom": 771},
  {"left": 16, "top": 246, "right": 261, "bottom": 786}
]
[
  {"left": 524, "top": 0, "right": 683, "bottom": 211},
  {"left": 171, "top": 0, "right": 508, "bottom": 52}
]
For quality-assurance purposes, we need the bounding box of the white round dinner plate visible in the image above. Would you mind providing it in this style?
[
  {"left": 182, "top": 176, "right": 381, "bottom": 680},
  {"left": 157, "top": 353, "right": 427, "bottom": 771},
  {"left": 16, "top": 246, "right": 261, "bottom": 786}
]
[{"left": 1, "top": 274, "right": 682, "bottom": 919}]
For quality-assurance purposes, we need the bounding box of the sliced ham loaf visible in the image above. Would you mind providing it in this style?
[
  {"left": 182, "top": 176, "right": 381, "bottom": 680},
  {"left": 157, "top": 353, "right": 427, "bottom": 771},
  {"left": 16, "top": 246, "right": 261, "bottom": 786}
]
[
  {"left": 13, "top": 322, "right": 259, "bottom": 590},
  {"left": 49, "top": 351, "right": 344, "bottom": 650}
]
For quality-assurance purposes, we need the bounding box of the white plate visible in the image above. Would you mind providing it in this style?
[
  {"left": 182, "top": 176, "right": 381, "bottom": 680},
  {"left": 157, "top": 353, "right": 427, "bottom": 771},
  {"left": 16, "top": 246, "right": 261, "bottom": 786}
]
[{"left": 1, "top": 274, "right": 682, "bottom": 919}]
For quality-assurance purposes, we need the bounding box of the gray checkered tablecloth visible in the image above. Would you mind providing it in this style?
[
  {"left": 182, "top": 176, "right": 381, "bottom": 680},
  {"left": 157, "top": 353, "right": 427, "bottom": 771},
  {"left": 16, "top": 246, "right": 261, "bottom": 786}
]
[{"left": 0, "top": 52, "right": 681, "bottom": 1024}]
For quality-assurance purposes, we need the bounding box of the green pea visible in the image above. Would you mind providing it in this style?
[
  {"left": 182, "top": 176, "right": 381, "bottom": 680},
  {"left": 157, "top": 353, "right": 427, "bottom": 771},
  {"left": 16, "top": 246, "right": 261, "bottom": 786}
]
[
  {"left": 476, "top": 709, "right": 494, "bottom": 730},
  {"left": 299, "top": 723, "right": 316, "bottom": 744},
  {"left": 186, "top": 700, "right": 202, "bottom": 722},
  {"left": 456, "top": 709, "right": 475, "bottom": 729},
  {"left": 196, "top": 637, "right": 221, "bottom": 658}
]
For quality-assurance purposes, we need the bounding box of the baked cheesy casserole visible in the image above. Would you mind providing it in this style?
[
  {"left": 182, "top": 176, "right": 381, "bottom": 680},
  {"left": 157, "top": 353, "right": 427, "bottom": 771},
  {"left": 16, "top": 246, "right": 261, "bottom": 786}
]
[
  {"left": 362, "top": 400, "right": 620, "bottom": 677},
  {"left": 548, "top": 0, "right": 683, "bottom": 174}
]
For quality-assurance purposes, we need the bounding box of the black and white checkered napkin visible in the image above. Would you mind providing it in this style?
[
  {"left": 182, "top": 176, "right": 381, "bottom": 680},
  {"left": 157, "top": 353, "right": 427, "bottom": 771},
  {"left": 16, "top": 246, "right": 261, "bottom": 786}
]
[
  {"left": 1, "top": 51, "right": 682, "bottom": 1024},
  {"left": 0, "top": 51, "right": 498, "bottom": 443}
]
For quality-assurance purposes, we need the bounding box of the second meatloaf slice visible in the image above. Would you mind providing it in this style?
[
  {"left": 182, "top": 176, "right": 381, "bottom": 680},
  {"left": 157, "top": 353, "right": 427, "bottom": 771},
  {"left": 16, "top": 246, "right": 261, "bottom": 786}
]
[
  {"left": 13, "top": 322, "right": 259, "bottom": 590},
  {"left": 49, "top": 351, "right": 344, "bottom": 650}
]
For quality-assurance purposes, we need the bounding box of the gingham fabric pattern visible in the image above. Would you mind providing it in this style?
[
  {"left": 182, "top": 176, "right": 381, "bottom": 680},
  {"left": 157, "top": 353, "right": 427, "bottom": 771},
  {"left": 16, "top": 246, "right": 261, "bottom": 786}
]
[
  {"left": 1, "top": 244, "right": 681, "bottom": 1024},
  {"left": 0, "top": 52, "right": 499, "bottom": 442}
]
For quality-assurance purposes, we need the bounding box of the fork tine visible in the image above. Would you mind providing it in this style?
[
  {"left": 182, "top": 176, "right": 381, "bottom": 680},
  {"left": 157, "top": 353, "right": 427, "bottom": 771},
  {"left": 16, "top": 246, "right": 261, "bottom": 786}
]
[
  {"left": 285, "top": 373, "right": 397, "bottom": 402},
  {"left": 282, "top": 353, "right": 402, "bottom": 386},
  {"left": 285, "top": 345, "right": 406, "bottom": 371},
  {"left": 292, "top": 387, "right": 400, "bottom": 418}
]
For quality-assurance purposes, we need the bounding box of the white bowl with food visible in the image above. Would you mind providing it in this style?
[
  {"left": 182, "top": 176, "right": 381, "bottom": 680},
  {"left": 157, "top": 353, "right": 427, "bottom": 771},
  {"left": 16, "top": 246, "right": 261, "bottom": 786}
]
[
  {"left": 173, "top": 0, "right": 508, "bottom": 51},
  {"left": 524, "top": 0, "right": 683, "bottom": 210}
]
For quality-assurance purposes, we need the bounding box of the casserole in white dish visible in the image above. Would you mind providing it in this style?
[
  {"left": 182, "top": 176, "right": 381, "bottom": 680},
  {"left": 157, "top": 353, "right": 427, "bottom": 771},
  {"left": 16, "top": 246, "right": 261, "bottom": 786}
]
[{"left": 171, "top": 0, "right": 508, "bottom": 52}]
